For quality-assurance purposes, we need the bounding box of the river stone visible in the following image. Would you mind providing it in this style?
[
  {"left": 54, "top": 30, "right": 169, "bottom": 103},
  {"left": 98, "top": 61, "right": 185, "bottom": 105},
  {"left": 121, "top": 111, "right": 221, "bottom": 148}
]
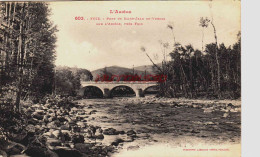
[
  {"left": 43, "top": 115, "right": 49, "bottom": 123},
  {"left": 127, "top": 145, "right": 140, "bottom": 150},
  {"left": 52, "top": 130, "right": 61, "bottom": 138},
  {"left": 223, "top": 113, "right": 229, "bottom": 118},
  {"left": 117, "top": 130, "right": 125, "bottom": 135},
  {"left": 44, "top": 103, "right": 51, "bottom": 108},
  {"left": 47, "top": 117, "right": 53, "bottom": 123},
  {"left": 126, "top": 130, "right": 136, "bottom": 136},
  {"left": 25, "top": 108, "right": 34, "bottom": 114},
  {"left": 48, "top": 109, "right": 55, "bottom": 113},
  {"left": 24, "top": 146, "right": 46, "bottom": 157},
  {"left": 227, "top": 103, "right": 234, "bottom": 107},
  {"left": 84, "top": 131, "right": 93, "bottom": 139},
  {"left": 95, "top": 134, "right": 104, "bottom": 140},
  {"left": 72, "top": 135, "right": 85, "bottom": 144},
  {"left": 43, "top": 131, "right": 53, "bottom": 137},
  {"left": 54, "top": 120, "right": 62, "bottom": 127},
  {"left": 54, "top": 147, "right": 84, "bottom": 157},
  {"left": 71, "top": 107, "right": 78, "bottom": 111},
  {"left": 69, "top": 119, "right": 77, "bottom": 126},
  {"left": 103, "top": 128, "right": 119, "bottom": 135},
  {"left": 72, "top": 126, "right": 81, "bottom": 133},
  {"left": 32, "top": 104, "right": 40, "bottom": 108},
  {"left": 74, "top": 143, "right": 91, "bottom": 154},
  {"left": 203, "top": 107, "right": 213, "bottom": 113},
  {"left": 47, "top": 122, "right": 57, "bottom": 129},
  {"left": 25, "top": 124, "right": 35, "bottom": 133},
  {"left": 124, "top": 136, "right": 134, "bottom": 142},
  {"left": 6, "top": 143, "right": 25, "bottom": 156},
  {"left": 60, "top": 124, "right": 70, "bottom": 130},
  {"left": 44, "top": 150, "right": 59, "bottom": 157},
  {"left": 35, "top": 125, "right": 43, "bottom": 131},
  {"left": 111, "top": 138, "right": 124, "bottom": 146},
  {"left": 95, "top": 127, "right": 103, "bottom": 135},
  {"left": 77, "top": 111, "right": 86, "bottom": 115},
  {"left": 56, "top": 110, "right": 62, "bottom": 115},
  {"left": 60, "top": 132, "right": 71, "bottom": 142},
  {"left": 48, "top": 112, "right": 55, "bottom": 117},
  {"left": 32, "top": 113, "right": 44, "bottom": 120},
  {"left": 0, "top": 150, "right": 7, "bottom": 157},
  {"left": 35, "top": 109, "right": 45, "bottom": 114},
  {"left": 47, "top": 138, "right": 62, "bottom": 147},
  {"left": 76, "top": 122, "right": 86, "bottom": 128},
  {"left": 89, "top": 110, "right": 97, "bottom": 115}
]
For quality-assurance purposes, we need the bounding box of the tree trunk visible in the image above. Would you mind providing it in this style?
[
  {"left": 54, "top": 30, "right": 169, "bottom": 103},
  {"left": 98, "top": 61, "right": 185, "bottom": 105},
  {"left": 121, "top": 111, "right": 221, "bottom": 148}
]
[
  {"left": 211, "top": 21, "right": 221, "bottom": 97},
  {"left": 15, "top": 3, "right": 26, "bottom": 112}
]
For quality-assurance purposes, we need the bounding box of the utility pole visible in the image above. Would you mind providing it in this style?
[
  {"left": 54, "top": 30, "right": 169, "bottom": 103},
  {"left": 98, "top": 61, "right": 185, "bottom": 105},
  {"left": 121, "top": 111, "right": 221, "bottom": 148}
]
[
  {"left": 144, "top": 65, "right": 147, "bottom": 81},
  {"left": 132, "top": 64, "right": 135, "bottom": 75}
]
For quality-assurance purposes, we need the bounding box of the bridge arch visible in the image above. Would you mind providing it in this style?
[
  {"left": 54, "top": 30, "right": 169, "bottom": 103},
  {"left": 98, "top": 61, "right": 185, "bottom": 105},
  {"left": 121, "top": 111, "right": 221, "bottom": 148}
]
[
  {"left": 79, "top": 86, "right": 103, "bottom": 98},
  {"left": 109, "top": 85, "right": 136, "bottom": 98},
  {"left": 143, "top": 85, "right": 159, "bottom": 95},
  {"left": 79, "top": 81, "right": 158, "bottom": 98}
]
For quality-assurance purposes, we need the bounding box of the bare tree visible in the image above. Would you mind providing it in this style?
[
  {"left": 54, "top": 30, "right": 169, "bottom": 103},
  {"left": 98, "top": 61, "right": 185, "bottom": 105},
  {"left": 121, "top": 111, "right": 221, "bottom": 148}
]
[
  {"left": 199, "top": 1, "right": 221, "bottom": 97},
  {"left": 199, "top": 17, "right": 210, "bottom": 52},
  {"left": 167, "top": 23, "right": 176, "bottom": 46}
]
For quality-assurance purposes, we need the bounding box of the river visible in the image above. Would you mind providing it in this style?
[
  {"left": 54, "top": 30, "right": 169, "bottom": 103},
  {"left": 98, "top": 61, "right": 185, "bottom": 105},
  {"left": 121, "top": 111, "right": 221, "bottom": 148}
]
[{"left": 76, "top": 96, "right": 241, "bottom": 157}]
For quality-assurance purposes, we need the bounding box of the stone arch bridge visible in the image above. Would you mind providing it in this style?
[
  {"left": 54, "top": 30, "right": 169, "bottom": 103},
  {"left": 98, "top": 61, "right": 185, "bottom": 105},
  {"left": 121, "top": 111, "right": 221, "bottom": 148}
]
[{"left": 78, "top": 81, "right": 158, "bottom": 98}]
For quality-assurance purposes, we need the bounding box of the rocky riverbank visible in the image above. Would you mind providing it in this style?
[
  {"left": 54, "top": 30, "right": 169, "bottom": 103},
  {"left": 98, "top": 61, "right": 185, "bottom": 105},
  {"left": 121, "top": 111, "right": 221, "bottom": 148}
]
[
  {"left": 0, "top": 96, "right": 241, "bottom": 157},
  {"left": 0, "top": 96, "right": 120, "bottom": 157}
]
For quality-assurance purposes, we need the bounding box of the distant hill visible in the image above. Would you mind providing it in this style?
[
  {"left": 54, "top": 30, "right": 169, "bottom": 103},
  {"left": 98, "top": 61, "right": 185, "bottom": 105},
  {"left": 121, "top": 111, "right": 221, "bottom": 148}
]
[
  {"left": 134, "top": 63, "right": 162, "bottom": 74},
  {"left": 91, "top": 64, "right": 162, "bottom": 80},
  {"left": 91, "top": 66, "right": 144, "bottom": 80}
]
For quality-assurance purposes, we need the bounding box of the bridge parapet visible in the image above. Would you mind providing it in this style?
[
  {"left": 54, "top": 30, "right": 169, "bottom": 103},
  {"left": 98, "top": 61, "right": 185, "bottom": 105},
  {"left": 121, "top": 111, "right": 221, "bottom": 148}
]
[{"left": 81, "top": 81, "right": 158, "bottom": 84}]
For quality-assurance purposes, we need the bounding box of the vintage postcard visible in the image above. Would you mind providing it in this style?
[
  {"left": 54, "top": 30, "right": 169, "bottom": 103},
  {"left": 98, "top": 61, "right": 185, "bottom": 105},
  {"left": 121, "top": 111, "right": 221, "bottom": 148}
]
[{"left": 0, "top": 0, "right": 241, "bottom": 157}]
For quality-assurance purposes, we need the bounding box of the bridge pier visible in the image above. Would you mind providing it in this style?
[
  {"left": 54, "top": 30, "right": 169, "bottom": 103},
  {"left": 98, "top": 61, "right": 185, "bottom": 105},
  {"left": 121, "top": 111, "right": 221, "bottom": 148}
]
[
  {"left": 103, "top": 88, "right": 111, "bottom": 98},
  {"left": 136, "top": 89, "right": 144, "bottom": 97}
]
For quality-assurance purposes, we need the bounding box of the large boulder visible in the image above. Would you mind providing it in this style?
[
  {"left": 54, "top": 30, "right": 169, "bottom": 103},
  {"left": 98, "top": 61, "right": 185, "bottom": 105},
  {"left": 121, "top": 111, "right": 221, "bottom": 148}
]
[
  {"left": 32, "top": 112, "right": 44, "bottom": 120},
  {"left": 52, "top": 130, "right": 61, "bottom": 138},
  {"left": 76, "top": 122, "right": 86, "bottom": 128},
  {"left": 54, "top": 147, "right": 85, "bottom": 157},
  {"left": 6, "top": 143, "right": 26, "bottom": 156},
  {"left": 47, "top": 138, "right": 62, "bottom": 147},
  {"left": 126, "top": 130, "right": 137, "bottom": 137},
  {"left": 60, "top": 124, "right": 70, "bottom": 130},
  {"left": 44, "top": 150, "right": 59, "bottom": 157},
  {"left": 24, "top": 145, "right": 58, "bottom": 157},
  {"left": 0, "top": 150, "right": 7, "bottom": 157},
  {"left": 103, "top": 128, "right": 119, "bottom": 135},
  {"left": 95, "top": 134, "right": 104, "bottom": 140},
  {"left": 74, "top": 143, "right": 92, "bottom": 154},
  {"left": 111, "top": 138, "right": 124, "bottom": 146},
  {"left": 72, "top": 135, "right": 85, "bottom": 144}
]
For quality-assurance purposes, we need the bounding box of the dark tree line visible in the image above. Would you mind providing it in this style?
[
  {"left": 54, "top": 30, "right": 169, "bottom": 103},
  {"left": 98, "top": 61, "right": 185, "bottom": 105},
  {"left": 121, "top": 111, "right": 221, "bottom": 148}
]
[
  {"left": 142, "top": 13, "right": 240, "bottom": 99},
  {"left": 148, "top": 32, "right": 241, "bottom": 99},
  {"left": 54, "top": 66, "right": 93, "bottom": 96},
  {"left": 0, "top": 2, "right": 57, "bottom": 110}
]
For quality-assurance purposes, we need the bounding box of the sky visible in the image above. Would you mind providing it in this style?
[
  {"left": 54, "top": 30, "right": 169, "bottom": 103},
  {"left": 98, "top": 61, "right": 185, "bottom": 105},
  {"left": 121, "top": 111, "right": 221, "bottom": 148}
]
[{"left": 49, "top": 1, "right": 240, "bottom": 71}]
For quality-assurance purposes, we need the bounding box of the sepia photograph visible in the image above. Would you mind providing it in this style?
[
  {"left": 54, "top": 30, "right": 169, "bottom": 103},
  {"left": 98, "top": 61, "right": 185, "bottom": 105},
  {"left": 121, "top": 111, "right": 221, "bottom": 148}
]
[{"left": 0, "top": 0, "right": 241, "bottom": 157}]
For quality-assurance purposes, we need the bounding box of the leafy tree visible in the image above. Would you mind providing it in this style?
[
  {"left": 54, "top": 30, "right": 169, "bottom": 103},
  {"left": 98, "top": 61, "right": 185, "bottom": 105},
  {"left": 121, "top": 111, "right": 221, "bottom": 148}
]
[
  {"left": 54, "top": 66, "right": 92, "bottom": 96},
  {"left": 143, "top": 29, "right": 240, "bottom": 99},
  {"left": 0, "top": 2, "right": 57, "bottom": 109}
]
